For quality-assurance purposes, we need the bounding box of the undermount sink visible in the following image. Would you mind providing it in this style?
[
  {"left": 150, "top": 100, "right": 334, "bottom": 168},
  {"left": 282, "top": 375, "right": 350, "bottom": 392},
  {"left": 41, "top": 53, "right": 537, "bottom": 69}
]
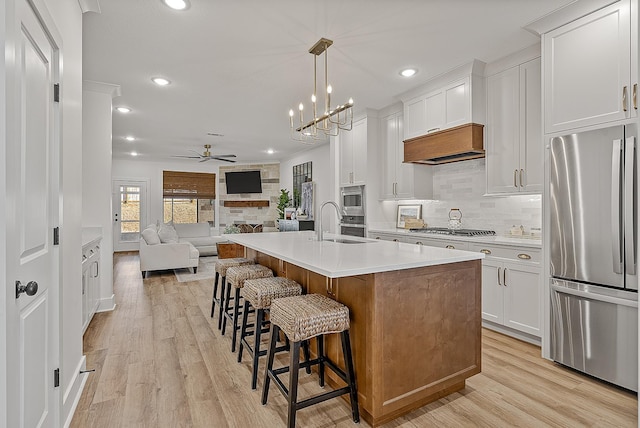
[{"left": 323, "top": 238, "right": 371, "bottom": 244}]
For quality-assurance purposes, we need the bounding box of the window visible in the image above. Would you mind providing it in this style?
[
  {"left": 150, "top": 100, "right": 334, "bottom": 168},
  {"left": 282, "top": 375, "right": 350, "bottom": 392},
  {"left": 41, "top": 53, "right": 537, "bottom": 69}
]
[{"left": 163, "top": 171, "right": 216, "bottom": 224}]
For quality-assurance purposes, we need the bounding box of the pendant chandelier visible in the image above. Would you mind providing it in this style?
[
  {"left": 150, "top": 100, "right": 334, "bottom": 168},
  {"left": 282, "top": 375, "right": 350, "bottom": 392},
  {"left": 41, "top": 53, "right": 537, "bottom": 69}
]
[{"left": 289, "top": 38, "right": 353, "bottom": 142}]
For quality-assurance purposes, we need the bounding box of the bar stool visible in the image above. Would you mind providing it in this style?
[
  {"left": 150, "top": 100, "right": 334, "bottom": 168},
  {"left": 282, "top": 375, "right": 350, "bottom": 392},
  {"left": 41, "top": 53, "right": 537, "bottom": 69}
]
[
  {"left": 238, "top": 277, "right": 303, "bottom": 389},
  {"left": 262, "top": 294, "right": 359, "bottom": 428},
  {"left": 211, "top": 257, "right": 254, "bottom": 330},
  {"left": 222, "top": 264, "right": 273, "bottom": 352}
]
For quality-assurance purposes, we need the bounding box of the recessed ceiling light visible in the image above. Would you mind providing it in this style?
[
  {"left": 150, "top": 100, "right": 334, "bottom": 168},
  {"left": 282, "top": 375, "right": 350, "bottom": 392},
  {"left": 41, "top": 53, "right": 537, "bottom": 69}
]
[
  {"left": 400, "top": 68, "right": 417, "bottom": 77},
  {"left": 125, "top": 136, "right": 135, "bottom": 141},
  {"left": 163, "top": 0, "right": 189, "bottom": 10},
  {"left": 152, "top": 77, "right": 171, "bottom": 86},
  {"left": 131, "top": 151, "right": 138, "bottom": 157},
  {"left": 116, "top": 107, "right": 131, "bottom": 113},
  {"left": 267, "top": 149, "right": 274, "bottom": 154}
]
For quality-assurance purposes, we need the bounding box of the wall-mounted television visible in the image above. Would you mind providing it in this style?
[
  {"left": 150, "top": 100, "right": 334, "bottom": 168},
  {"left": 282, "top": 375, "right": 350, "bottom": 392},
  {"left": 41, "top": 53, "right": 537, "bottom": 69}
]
[{"left": 225, "top": 170, "right": 263, "bottom": 194}]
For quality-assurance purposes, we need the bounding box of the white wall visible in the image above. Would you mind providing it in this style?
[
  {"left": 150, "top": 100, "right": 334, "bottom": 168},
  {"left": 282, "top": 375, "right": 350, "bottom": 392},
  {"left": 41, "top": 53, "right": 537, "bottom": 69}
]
[
  {"left": 279, "top": 143, "right": 334, "bottom": 232},
  {"left": 82, "top": 87, "right": 115, "bottom": 311},
  {"left": 112, "top": 158, "right": 222, "bottom": 232}
]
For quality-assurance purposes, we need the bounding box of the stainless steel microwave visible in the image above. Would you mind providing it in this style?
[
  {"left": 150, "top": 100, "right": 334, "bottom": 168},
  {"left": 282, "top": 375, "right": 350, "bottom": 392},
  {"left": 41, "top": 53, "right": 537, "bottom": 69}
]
[{"left": 341, "top": 185, "right": 365, "bottom": 216}]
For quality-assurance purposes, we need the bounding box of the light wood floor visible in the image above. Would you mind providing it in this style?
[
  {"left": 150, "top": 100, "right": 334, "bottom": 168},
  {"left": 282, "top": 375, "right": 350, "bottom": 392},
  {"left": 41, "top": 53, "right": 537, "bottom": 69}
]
[{"left": 71, "top": 252, "right": 638, "bottom": 427}]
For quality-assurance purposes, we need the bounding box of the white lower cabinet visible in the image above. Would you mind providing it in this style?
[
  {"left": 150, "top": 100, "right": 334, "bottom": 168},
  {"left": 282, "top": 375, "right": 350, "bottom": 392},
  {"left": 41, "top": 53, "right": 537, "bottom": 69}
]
[
  {"left": 82, "top": 241, "right": 101, "bottom": 333},
  {"left": 403, "top": 236, "right": 469, "bottom": 250},
  {"left": 470, "top": 243, "right": 541, "bottom": 338}
]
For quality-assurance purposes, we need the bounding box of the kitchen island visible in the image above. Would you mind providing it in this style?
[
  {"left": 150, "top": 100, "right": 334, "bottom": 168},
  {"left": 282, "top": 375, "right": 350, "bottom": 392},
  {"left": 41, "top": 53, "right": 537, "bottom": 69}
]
[{"left": 226, "top": 231, "right": 484, "bottom": 427}]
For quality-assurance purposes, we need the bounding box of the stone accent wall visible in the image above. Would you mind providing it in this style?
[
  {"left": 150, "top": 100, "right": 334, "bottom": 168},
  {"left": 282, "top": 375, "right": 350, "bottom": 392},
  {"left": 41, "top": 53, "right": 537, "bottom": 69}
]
[{"left": 219, "top": 163, "right": 279, "bottom": 231}]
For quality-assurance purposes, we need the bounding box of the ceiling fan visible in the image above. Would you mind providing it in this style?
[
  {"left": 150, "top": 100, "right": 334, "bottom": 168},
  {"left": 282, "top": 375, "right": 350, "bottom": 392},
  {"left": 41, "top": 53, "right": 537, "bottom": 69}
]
[{"left": 172, "top": 144, "right": 237, "bottom": 163}]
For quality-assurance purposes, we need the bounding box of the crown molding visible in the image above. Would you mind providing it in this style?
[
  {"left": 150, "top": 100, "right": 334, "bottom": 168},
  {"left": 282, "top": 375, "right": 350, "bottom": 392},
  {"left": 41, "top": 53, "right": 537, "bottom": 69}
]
[
  {"left": 83, "top": 80, "right": 121, "bottom": 98},
  {"left": 78, "top": 0, "right": 101, "bottom": 14}
]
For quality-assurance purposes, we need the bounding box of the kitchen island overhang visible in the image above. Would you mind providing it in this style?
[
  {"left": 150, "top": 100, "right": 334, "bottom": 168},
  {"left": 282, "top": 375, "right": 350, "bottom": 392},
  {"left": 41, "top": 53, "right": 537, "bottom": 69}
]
[{"left": 226, "top": 231, "right": 484, "bottom": 427}]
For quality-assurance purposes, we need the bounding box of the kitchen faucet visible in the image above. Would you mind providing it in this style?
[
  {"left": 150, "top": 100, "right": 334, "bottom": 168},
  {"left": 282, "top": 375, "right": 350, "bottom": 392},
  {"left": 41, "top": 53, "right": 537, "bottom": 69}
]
[{"left": 318, "top": 201, "right": 345, "bottom": 242}]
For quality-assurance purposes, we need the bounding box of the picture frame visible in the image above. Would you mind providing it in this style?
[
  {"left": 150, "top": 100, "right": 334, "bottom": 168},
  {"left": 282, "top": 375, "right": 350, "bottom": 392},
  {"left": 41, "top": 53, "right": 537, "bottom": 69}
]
[
  {"left": 397, "top": 204, "right": 422, "bottom": 228},
  {"left": 284, "top": 207, "right": 296, "bottom": 220}
]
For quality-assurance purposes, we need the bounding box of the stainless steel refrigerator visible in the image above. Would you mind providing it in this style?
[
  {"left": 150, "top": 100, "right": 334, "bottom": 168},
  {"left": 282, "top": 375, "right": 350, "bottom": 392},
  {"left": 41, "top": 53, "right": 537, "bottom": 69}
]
[{"left": 550, "top": 124, "right": 638, "bottom": 392}]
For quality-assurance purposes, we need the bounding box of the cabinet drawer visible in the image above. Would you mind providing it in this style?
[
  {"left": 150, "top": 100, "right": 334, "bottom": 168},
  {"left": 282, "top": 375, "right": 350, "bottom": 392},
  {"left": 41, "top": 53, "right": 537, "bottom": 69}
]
[
  {"left": 410, "top": 237, "right": 470, "bottom": 251},
  {"left": 469, "top": 243, "right": 540, "bottom": 264}
]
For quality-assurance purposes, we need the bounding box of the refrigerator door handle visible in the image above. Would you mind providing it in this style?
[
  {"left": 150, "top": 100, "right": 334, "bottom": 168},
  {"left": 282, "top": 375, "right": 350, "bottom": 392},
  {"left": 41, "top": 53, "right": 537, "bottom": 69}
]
[
  {"left": 612, "top": 139, "right": 623, "bottom": 274},
  {"left": 625, "top": 136, "right": 637, "bottom": 275}
]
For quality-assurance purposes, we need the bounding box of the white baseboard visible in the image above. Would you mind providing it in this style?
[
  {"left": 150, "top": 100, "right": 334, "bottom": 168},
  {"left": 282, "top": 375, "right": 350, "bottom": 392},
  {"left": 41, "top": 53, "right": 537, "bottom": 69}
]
[
  {"left": 97, "top": 294, "right": 116, "bottom": 312},
  {"left": 62, "top": 356, "right": 88, "bottom": 428},
  {"left": 482, "top": 321, "right": 542, "bottom": 347}
]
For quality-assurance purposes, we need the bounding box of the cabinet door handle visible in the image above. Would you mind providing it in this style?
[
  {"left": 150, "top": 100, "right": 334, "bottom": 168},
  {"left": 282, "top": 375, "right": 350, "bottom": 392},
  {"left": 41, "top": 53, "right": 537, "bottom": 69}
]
[
  {"left": 520, "top": 169, "right": 524, "bottom": 188},
  {"left": 517, "top": 253, "right": 531, "bottom": 260},
  {"left": 375, "top": 237, "right": 380, "bottom": 240},
  {"left": 623, "top": 86, "right": 628, "bottom": 112},
  {"left": 497, "top": 267, "right": 502, "bottom": 286},
  {"left": 514, "top": 169, "right": 518, "bottom": 188},
  {"left": 416, "top": 241, "right": 423, "bottom": 245},
  {"left": 392, "top": 239, "right": 399, "bottom": 242},
  {"left": 445, "top": 245, "right": 455, "bottom": 249},
  {"left": 427, "top": 127, "right": 440, "bottom": 133},
  {"left": 480, "top": 249, "right": 491, "bottom": 255},
  {"left": 503, "top": 268, "right": 507, "bottom": 286},
  {"left": 634, "top": 83, "right": 637, "bottom": 110}
]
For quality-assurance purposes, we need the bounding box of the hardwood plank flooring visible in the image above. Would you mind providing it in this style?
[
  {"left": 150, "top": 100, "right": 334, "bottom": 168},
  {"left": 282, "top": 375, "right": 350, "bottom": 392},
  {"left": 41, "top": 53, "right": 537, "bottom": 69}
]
[{"left": 71, "top": 252, "right": 637, "bottom": 427}]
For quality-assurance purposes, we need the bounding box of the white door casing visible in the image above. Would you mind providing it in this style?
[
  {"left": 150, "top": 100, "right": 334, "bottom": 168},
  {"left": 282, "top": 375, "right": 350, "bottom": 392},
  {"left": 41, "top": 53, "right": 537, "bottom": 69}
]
[
  {"left": 112, "top": 179, "right": 148, "bottom": 252},
  {"left": 6, "top": 0, "right": 61, "bottom": 426}
]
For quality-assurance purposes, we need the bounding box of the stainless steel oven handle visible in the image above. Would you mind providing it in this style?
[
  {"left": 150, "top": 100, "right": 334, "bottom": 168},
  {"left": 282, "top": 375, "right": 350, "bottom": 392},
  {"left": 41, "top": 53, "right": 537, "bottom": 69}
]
[
  {"left": 612, "top": 139, "right": 623, "bottom": 274},
  {"left": 340, "top": 223, "right": 366, "bottom": 228},
  {"left": 625, "top": 136, "right": 636, "bottom": 275}
]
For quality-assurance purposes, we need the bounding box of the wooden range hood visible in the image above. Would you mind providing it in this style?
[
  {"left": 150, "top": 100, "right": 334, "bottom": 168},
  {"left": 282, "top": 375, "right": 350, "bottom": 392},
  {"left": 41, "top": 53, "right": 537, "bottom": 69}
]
[{"left": 404, "top": 123, "right": 484, "bottom": 165}]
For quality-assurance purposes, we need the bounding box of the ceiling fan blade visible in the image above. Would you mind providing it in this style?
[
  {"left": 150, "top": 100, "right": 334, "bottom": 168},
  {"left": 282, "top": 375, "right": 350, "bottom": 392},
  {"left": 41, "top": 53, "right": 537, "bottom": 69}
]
[
  {"left": 213, "top": 154, "right": 236, "bottom": 158},
  {"left": 187, "top": 150, "right": 204, "bottom": 157},
  {"left": 172, "top": 155, "right": 201, "bottom": 159},
  {"left": 198, "top": 157, "right": 212, "bottom": 163},
  {"left": 213, "top": 157, "right": 236, "bottom": 163}
]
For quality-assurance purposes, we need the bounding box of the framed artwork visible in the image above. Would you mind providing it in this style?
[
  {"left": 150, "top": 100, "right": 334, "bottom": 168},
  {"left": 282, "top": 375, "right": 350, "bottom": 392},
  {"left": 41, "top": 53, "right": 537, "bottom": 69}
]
[
  {"left": 397, "top": 205, "right": 422, "bottom": 228},
  {"left": 284, "top": 207, "right": 296, "bottom": 220},
  {"left": 300, "top": 181, "right": 314, "bottom": 220}
]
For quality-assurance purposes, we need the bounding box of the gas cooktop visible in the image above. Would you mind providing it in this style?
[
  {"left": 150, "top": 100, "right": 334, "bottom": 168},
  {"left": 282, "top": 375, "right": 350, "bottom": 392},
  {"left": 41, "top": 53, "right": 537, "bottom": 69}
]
[{"left": 409, "top": 227, "right": 496, "bottom": 237}]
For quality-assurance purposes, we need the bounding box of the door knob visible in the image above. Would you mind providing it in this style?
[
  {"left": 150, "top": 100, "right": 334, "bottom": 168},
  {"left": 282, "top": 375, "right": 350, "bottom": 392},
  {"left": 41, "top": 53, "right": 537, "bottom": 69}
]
[{"left": 16, "top": 280, "right": 38, "bottom": 299}]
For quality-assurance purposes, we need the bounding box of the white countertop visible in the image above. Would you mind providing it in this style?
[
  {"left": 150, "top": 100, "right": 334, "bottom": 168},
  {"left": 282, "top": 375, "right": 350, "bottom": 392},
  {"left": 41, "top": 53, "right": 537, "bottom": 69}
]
[
  {"left": 225, "top": 231, "right": 483, "bottom": 278},
  {"left": 368, "top": 228, "right": 542, "bottom": 249}
]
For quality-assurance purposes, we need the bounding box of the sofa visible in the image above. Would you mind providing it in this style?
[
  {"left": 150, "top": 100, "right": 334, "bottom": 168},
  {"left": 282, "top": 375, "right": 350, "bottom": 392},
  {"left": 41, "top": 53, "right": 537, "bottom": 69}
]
[
  {"left": 139, "top": 223, "right": 200, "bottom": 278},
  {"left": 173, "top": 222, "right": 226, "bottom": 256}
]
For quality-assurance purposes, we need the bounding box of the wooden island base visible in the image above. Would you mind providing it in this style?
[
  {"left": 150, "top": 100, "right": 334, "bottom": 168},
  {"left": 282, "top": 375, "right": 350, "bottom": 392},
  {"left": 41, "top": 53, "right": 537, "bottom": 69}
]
[{"left": 245, "top": 248, "right": 482, "bottom": 427}]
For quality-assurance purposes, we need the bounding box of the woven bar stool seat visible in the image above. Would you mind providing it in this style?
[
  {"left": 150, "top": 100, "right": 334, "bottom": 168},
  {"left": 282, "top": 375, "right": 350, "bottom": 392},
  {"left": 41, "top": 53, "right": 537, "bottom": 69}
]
[
  {"left": 262, "top": 294, "right": 359, "bottom": 428},
  {"left": 210, "top": 257, "right": 254, "bottom": 330},
  {"left": 238, "top": 277, "right": 303, "bottom": 389},
  {"left": 222, "top": 264, "right": 273, "bottom": 352}
]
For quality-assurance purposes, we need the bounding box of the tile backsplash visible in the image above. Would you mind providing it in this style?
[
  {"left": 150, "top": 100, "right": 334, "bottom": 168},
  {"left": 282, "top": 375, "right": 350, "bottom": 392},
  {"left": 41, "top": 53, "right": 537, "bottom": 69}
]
[{"left": 377, "top": 159, "right": 542, "bottom": 235}]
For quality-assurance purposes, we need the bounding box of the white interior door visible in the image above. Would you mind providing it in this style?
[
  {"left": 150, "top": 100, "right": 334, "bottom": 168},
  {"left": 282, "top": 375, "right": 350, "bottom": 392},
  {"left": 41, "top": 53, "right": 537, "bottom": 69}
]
[
  {"left": 113, "top": 180, "right": 148, "bottom": 252},
  {"left": 6, "top": 0, "right": 60, "bottom": 426}
]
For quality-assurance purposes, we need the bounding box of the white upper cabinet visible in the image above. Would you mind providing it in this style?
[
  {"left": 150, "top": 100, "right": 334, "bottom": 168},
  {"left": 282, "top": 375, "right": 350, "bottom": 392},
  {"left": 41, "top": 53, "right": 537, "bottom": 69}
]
[
  {"left": 380, "top": 111, "right": 432, "bottom": 200},
  {"left": 339, "top": 117, "right": 367, "bottom": 187},
  {"left": 486, "top": 57, "right": 542, "bottom": 194},
  {"left": 544, "top": 0, "right": 637, "bottom": 133},
  {"left": 404, "top": 77, "right": 472, "bottom": 140}
]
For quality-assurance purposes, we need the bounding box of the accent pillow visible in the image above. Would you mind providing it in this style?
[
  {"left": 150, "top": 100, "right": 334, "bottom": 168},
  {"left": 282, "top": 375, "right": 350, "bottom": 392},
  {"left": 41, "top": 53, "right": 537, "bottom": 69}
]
[
  {"left": 158, "top": 224, "right": 179, "bottom": 243},
  {"left": 141, "top": 227, "right": 161, "bottom": 245}
]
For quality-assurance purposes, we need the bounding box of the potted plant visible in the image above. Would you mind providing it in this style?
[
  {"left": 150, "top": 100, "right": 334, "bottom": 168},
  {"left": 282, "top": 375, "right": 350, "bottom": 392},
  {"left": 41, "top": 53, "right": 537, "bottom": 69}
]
[{"left": 277, "top": 189, "right": 291, "bottom": 220}]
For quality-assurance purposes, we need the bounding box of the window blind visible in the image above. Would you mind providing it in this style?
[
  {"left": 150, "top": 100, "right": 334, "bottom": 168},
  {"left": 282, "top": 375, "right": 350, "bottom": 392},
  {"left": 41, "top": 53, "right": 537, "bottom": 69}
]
[{"left": 163, "top": 171, "right": 216, "bottom": 199}]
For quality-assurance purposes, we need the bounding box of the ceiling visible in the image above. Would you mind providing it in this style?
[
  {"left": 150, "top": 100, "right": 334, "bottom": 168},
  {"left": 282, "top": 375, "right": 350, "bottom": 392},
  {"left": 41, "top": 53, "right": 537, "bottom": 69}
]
[{"left": 83, "top": 0, "right": 574, "bottom": 165}]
